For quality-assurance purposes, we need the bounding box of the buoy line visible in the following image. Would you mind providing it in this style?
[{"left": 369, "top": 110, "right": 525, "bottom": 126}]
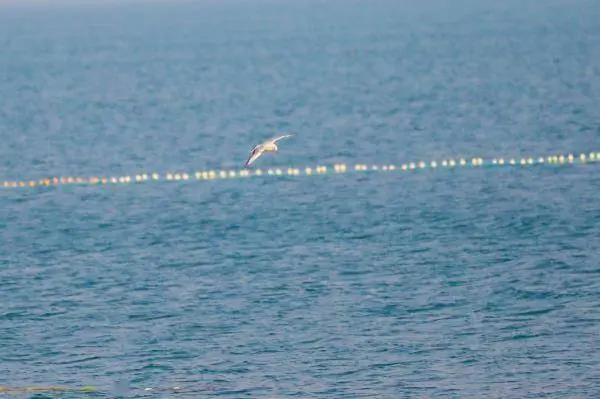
[{"left": 1, "top": 151, "right": 598, "bottom": 191}]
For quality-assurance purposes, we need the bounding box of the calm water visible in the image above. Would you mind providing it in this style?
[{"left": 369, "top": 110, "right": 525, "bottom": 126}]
[{"left": 1, "top": 0, "right": 599, "bottom": 397}]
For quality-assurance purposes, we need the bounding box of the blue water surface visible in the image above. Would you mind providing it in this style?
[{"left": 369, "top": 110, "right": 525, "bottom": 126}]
[{"left": 1, "top": 0, "right": 599, "bottom": 397}]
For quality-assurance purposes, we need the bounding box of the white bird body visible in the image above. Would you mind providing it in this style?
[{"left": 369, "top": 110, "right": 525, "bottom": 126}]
[{"left": 244, "top": 134, "right": 293, "bottom": 167}]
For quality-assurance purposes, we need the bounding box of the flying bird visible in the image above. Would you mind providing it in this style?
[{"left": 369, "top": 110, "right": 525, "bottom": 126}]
[{"left": 244, "top": 134, "right": 293, "bottom": 167}]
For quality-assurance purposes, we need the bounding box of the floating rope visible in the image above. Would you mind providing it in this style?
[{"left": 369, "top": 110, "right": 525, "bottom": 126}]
[
  {"left": 0, "top": 385, "right": 97, "bottom": 394},
  {"left": 1, "top": 151, "right": 598, "bottom": 190},
  {"left": 0, "top": 384, "right": 206, "bottom": 395}
]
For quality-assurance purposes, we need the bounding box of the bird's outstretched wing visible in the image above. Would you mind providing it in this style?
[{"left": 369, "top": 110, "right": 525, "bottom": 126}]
[
  {"left": 244, "top": 145, "right": 264, "bottom": 167},
  {"left": 270, "top": 134, "right": 293, "bottom": 144}
]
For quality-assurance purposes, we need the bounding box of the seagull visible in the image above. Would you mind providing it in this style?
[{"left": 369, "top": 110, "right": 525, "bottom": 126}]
[{"left": 244, "top": 134, "right": 293, "bottom": 167}]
